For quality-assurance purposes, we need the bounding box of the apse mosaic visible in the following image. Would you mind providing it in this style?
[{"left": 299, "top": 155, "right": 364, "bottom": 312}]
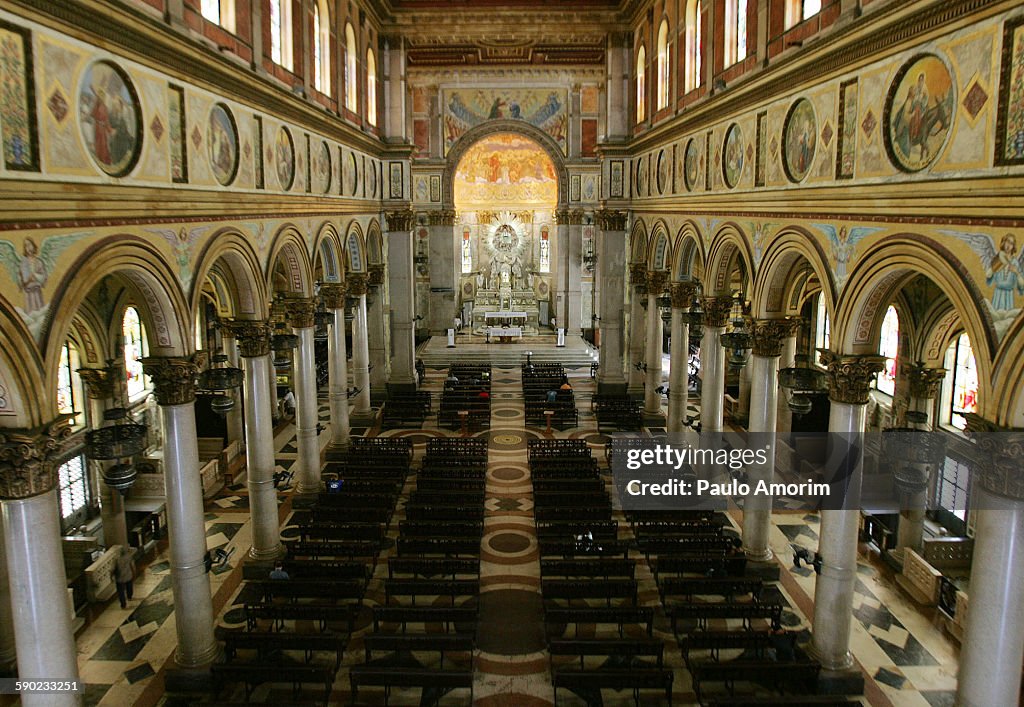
[
  {"left": 453, "top": 133, "right": 557, "bottom": 207},
  {"left": 443, "top": 88, "right": 569, "bottom": 154}
]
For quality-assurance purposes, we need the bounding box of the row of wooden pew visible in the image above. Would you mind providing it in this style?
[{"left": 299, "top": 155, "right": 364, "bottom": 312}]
[
  {"left": 522, "top": 363, "right": 579, "bottom": 429},
  {"left": 438, "top": 365, "right": 492, "bottom": 430}
]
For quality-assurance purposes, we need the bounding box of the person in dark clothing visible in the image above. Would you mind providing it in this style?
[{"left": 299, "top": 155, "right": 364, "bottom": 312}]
[
  {"left": 770, "top": 621, "right": 797, "bottom": 661},
  {"left": 115, "top": 546, "right": 135, "bottom": 609}
]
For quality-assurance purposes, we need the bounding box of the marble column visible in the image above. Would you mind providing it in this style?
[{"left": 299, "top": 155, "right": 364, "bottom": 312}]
[
  {"left": 348, "top": 274, "right": 373, "bottom": 416},
  {"left": 595, "top": 210, "right": 628, "bottom": 393},
  {"left": 321, "top": 284, "right": 350, "bottom": 449},
  {"left": 0, "top": 419, "right": 81, "bottom": 704},
  {"left": 556, "top": 210, "right": 585, "bottom": 335},
  {"left": 286, "top": 298, "right": 321, "bottom": 495},
  {"left": 0, "top": 521, "right": 14, "bottom": 674},
  {"left": 956, "top": 420, "right": 1024, "bottom": 707},
  {"left": 699, "top": 297, "right": 732, "bottom": 433},
  {"left": 386, "top": 211, "right": 417, "bottom": 391},
  {"left": 742, "top": 318, "right": 800, "bottom": 561},
  {"left": 222, "top": 337, "right": 245, "bottom": 449},
  {"left": 367, "top": 266, "right": 389, "bottom": 399},
  {"left": 140, "top": 356, "right": 218, "bottom": 667},
  {"left": 644, "top": 271, "right": 668, "bottom": 418},
  {"left": 78, "top": 367, "right": 128, "bottom": 549},
  {"left": 226, "top": 321, "right": 281, "bottom": 560},
  {"left": 811, "top": 352, "right": 885, "bottom": 672},
  {"left": 428, "top": 210, "right": 458, "bottom": 335},
  {"left": 776, "top": 335, "right": 798, "bottom": 433},
  {"left": 667, "top": 283, "right": 697, "bottom": 433},
  {"left": 626, "top": 265, "right": 647, "bottom": 397}
]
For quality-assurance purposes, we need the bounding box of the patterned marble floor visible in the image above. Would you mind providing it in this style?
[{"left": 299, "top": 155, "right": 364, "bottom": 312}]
[{"left": 59, "top": 355, "right": 961, "bottom": 706}]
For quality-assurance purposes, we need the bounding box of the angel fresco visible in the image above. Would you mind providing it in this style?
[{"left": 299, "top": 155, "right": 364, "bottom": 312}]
[
  {"left": 942, "top": 230, "right": 1024, "bottom": 312},
  {"left": 0, "top": 233, "right": 86, "bottom": 314},
  {"left": 146, "top": 226, "right": 208, "bottom": 290},
  {"left": 812, "top": 224, "right": 884, "bottom": 286}
]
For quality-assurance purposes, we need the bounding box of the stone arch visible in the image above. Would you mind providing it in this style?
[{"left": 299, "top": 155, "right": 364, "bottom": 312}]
[
  {"left": 835, "top": 235, "right": 994, "bottom": 417},
  {"left": 630, "top": 218, "right": 648, "bottom": 264},
  {"left": 344, "top": 221, "right": 366, "bottom": 273},
  {"left": 68, "top": 303, "right": 108, "bottom": 367},
  {"left": 43, "top": 236, "right": 192, "bottom": 404},
  {"left": 365, "top": 220, "right": 383, "bottom": 265},
  {"left": 704, "top": 222, "right": 755, "bottom": 296},
  {"left": 314, "top": 222, "right": 344, "bottom": 283},
  {"left": 441, "top": 120, "right": 570, "bottom": 209},
  {"left": 648, "top": 220, "right": 672, "bottom": 271},
  {"left": 0, "top": 296, "right": 46, "bottom": 427},
  {"left": 191, "top": 229, "right": 268, "bottom": 322},
  {"left": 752, "top": 227, "right": 836, "bottom": 320},
  {"left": 993, "top": 314, "right": 1024, "bottom": 426},
  {"left": 672, "top": 220, "right": 705, "bottom": 282},
  {"left": 267, "top": 225, "right": 313, "bottom": 296}
]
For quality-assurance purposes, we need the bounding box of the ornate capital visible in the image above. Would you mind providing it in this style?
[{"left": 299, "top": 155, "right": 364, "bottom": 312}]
[
  {"left": 819, "top": 350, "right": 886, "bottom": 405},
  {"left": 78, "top": 367, "right": 116, "bottom": 400},
  {"left": 629, "top": 263, "right": 648, "bottom": 287},
  {"left": 906, "top": 362, "right": 946, "bottom": 399},
  {"left": 285, "top": 297, "right": 317, "bottom": 329},
  {"left": 671, "top": 282, "right": 699, "bottom": 309},
  {"left": 595, "top": 209, "right": 628, "bottom": 232},
  {"left": 368, "top": 263, "right": 385, "bottom": 286},
  {"left": 700, "top": 296, "right": 733, "bottom": 328},
  {"left": 347, "top": 273, "right": 369, "bottom": 296},
  {"left": 0, "top": 417, "right": 73, "bottom": 500},
  {"left": 646, "top": 270, "right": 668, "bottom": 294},
  {"left": 320, "top": 283, "right": 347, "bottom": 310},
  {"left": 750, "top": 318, "right": 801, "bottom": 358},
  {"left": 428, "top": 209, "right": 457, "bottom": 226},
  {"left": 224, "top": 319, "right": 272, "bottom": 358},
  {"left": 385, "top": 210, "right": 416, "bottom": 232},
  {"left": 141, "top": 355, "right": 204, "bottom": 406},
  {"left": 964, "top": 415, "right": 1024, "bottom": 501},
  {"left": 555, "top": 210, "right": 585, "bottom": 226}
]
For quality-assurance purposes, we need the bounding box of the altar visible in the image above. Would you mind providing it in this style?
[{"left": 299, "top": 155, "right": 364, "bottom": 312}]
[
  {"left": 487, "top": 326, "right": 523, "bottom": 343},
  {"left": 485, "top": 311, "right": 528, "bottom": 327}
]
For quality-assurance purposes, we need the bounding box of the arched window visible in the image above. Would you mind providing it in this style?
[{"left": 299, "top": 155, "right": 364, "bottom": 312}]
[
  {"left": 314, "top": 1, "right": 331, "bottom": 95},
  {"left": 875, "top": 305, "right": 899, "bottom": 396},
  {"left": 123, "top": 306, "right": 149, "bottom": 401},
  {"left": 269, "top": 0, "right": 293, "bottom": 70},
  {"left": 786, "top": 0, "right": 822, "bottom": 29},
  {"left": 461, "top": 228, "right": 472, "bottom": 274},
  {"left": 201, "top": 0, "right": 235, "bottom": 31},
  {"left": 724, "top": 0, "right": 748, "bottom": 66},
  {"left": 57, "top": 339, "right": 84, "bottom": 428},
  {"left": 345, "top": 23, "right": 358, "bottom": 113},
  {"left": 944, "top": 333, "right": 978, "bottom": 431},
  {"left": 656, "top": 21, "right": 670, "bottom": 111},
  {"left": 684, "top": 0, "right": 703, "bottom": 93},
  {"left": 539, "top": 227, "right": 551, "bottom": 273},
  {"left": 57, "top": 454, "right": 91, "bottom": 529},
  {"left": 814, "top": 293, "right": 830, "bottom": 353},
  {"left": 367, "top": 48, "right": 378, "bottom": 126},
  {"left": 635, "top": 45, "right": 646, "bottom": 124}
]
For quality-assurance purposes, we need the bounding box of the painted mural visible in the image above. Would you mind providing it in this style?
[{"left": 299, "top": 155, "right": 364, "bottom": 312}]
[
  {"left": 942, "top": 229, "right": 1024, "bottom": 336},
  {"left": 314, "top": 141, "right": 331, "bottom": 193},
  {"left": 722, "top": 123, "right": 743, "bottom": 189},
  {"left": 208, "top": 103, "right": 237, "bottom": 186},
  {"left": 997, "top": 14, "right": 1024, "bottom": 165},
  {"left": 443, "top": 88, "right": 568, "bottom": 155},
  {"left": 168, "top": 84, "right": 186, "bottom": 182},
  {"left": 274, "top": 125, "right": 294, "bottom": 190},
  {"left": 453, "top": 133, "right": 557, "bottom": 207},
  {"left": 885, "top": 53, "right": 955, "bottom": 172},
  {"left": 684, "top": 137, "right": 699, "bottom": 191},
  {"left": 0, "top": 20, "right": 37, "bottom": 171},
  {"left": 813, "top": 224, "right": 884, "bottom": 287},
  {"left": 837, "top": 79, "right": 858, "bottom": 179},
  {"left": 783, "top": 98, "right": 817, "bottom": 183},
  {"left": 78, "top": 60, "right": 141, "bottom": 176},
  {"left": 0, "top": 232, "right": 88, "bottom": 334}
]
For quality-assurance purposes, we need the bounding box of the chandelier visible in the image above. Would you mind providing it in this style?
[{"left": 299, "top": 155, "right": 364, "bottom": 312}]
[
  {"left": 197, "top": 352, "right": 243, "bottom": 415},
  {"left": 84, "top": 361, "right": 148, "bottom": 495},
  {"left": 778, "top": 353, "right": 827, "bottom": 416}
]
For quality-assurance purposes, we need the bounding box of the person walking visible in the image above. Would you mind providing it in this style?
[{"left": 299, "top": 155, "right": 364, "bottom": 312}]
[{"left": 115, "top": 546, "right": 136, "bottom": 609}]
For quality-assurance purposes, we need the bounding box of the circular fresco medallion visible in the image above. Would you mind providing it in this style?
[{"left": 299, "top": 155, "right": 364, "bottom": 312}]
[
  {"left": 884, "top": 53, "right": 955, "bottom": 173},
  {"left": 78, "top": 60, "right": 142, "bottom": 177},
  {"left": 208, "top": 103, "right": 238, "bottom": 186},
  {"left": 722, "top": 123, "right": 744, "bottom": 189},
  {"left": 782, "top": 98, "right": 817, "bottom": 183},
  {"left": 636, "top": 156, "right": 648, "bottom": 196},
  {"left": 656, "top": 148, "right": 670, "bottom": 194},
  {"left": 367, "top": 158, "right": 377, "bottom": 198},
  {"left": 274, "top": 126, "right": 295, "bottom": 190},
  {"left": 684, "top": 137, "right": 700, "bottom": 191},
  {"left": 315, "top": 140, "right": 331, "bottom": 193},
  {"left": 344, "top": 151, "right": 359, "bottom": 196}
]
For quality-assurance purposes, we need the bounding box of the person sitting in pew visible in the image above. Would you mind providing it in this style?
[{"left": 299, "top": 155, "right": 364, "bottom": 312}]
[
  {"left": 547, "top": 389, "right": 558, "bottom": 403},
  {"left": 769, "top": 621, "right": 797, "bottom": 661},
  {"left": 269, "top": 562, "right": 290, "bottom": 580}
]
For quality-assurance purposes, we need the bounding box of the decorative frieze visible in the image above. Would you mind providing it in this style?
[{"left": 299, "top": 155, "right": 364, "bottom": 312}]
[
  {"left": 964, "top": 414, "right": 1024, "bottom": 502},
  {"left": 385, "top": 210, "right": 416, "bottom": 232},
  {"left": 285, "top": 297, "right": 318, "bottom": 329},
  {"left": 905, "top": 362, "right": 946, "bottom": 399},
  {"left": 750, "top": 318, "right": 801, "bottom": 358},
  {"left": 224, "top": 319, "right": 273, "bottom": 358},
  {"left": 700, "top": 296, "right": 733, "bottom": 328},
  {"left": 319, "top": 283, "right": 347, "bottom": 310},
  {"left": 671, "top": 282, "right": 699, "bottom": 309},
  {"left": 141, "top": 355, "right": 205, "bottom": 406},
  {"left": 78, "top": 367, "right": 116, "bottom": 400},
  {"left": 428, "top": 209, "right": 457, "bottom": 226},
  {"left": 819, "top": 350, "right": 886, "bottom": 405},
  {"left": 0, "top": 416, "right": 73, "bottom": 500},
  {"left": 347, "top": 273, "right": 369, "bottom": 296},
  {"left": 595, "top": 209, "right": 628, "bottom": 232}
]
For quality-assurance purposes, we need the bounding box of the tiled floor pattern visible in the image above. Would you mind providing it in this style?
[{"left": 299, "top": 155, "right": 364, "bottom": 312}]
[{"left": 61, "top": 352, "right": 960, "bottom": 706}]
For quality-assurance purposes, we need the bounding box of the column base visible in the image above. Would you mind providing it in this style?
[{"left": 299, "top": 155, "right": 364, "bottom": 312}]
[
  {"left": 173, "top": 640, "right": 220, "bottom": 669},
  {"left": 290, "top": 492, "right": 319, "bottom": 509},
  {"left": 387, "top": 381, "right": 417, "bottom": 394},
  {"left": 809, "top": 642, "right": 857, "bottom": 674},
  {"left": 642, "top": 411, "right": 666, "bottom": 426},
  {"left": 350, "top": 409, "right": 379, "bottom": 426},
  {"left": 597, "top": 381, "right": 628, "bottom": 396},
  {"left": 742, "top": 556, "right": 781, "bottom": 581},
  {"left": 247, "top": 542, "right": 284, "bottom": 561},
  {"left": 815, "top": 666, "right": 865, "bottom": 696}
]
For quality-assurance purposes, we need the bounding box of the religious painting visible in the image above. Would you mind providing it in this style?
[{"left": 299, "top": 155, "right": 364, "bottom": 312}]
[
  {"left": 609, "top": 160, "right": 624, "bottom": 197},
  {"left": 996, "top": 14, "right": 1024, "bottom": 165},
  {"left": 253, "top": 115, "right": 264, "bottom": 189},
  {"left": 783, "top": 98, "right": 817, "bottom": 183},
  {"left": 944, "top": 228, "right": 1024, "bottom": 339},
  {"left": 656, "top": 148, "right": 671, "bottom": 195},
  {"left": 367, "top": 158, "right": 377, "bottom": 199},
  {"left": 722, "top": 123, "right": 744, "bottom": 189},
  {"left": 837, "top": 79, "right": 859, "bottom": 179},
  {"left": 0, "top": 20, "right": 38, "bottom": 171},
  {"left": 884, "top": 53, "right": 955, "bottom": 172},
  {"left": 684, "top": 137, "right": 699, "bottom": 191},
  {"left": 168, "top": 84, "right": 187, "bottom": 183},
  {"left": 452, "top": 133, "right": 557, "bottom": 207},
  {"left": 207, "top": 103, "right": 238, "bottom": 186},
  {"left": 313, "top": 140, "right": 331, "bottom": 193},
  {"left": 344, "top": 150, "right": 358, "bottom": 196},
  {"left": 429, "top": 174, "right": 441, "bottom": 202},
  {"left": 78, "top": 60, "right": 142, "bottom": 177},
  {"left": 274, "top": 125, "right": 294, "bottom": 190},
  {"left": 636, "top": 156, "right": 648, "bottom": 197},
  {"left": 755, "top": 111, "right": 767, "bottom": 187},
  {"left": 442, "top": 88, "right": 569, "bottom": 154},
  {"left": 389, "top": 161, "right": 403, "bottom": 199}
]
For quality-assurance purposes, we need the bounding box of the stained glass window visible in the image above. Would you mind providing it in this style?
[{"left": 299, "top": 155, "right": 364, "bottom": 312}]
[
  {"left": 948, "top": 333, "right": 978, "bottom": 431},
  {"left": 725, "top": 0, "right": 747, "bottom": 65},
  {"left": 57, "top": 340, "right": 83, "bottom": 428},
  {"left": 57, "top": 455, "right": 90, "bottom": 524},
  {"left": 367, "top": 49, "right": 378, "bottom": 126},
  {"left": 540, "top": 227, "right": 551, "bottom": 273},
  {"left": 685, "top": 0, "right": 703, "bottom": 92},
  {"left": 123, "top": 306, "right": 149, "bottom": 401},
  {"left": 875, "top": 305, "right": 898, "bottom": 396},
  {"left": 346, "top": 24, "right": 358, "bottom": 113},
  {"left": 936, "top": 455, "right": 969, "bottom": 520},
  {"left": 635, "top": 45, "right": 646, "bottom": 123},
  {"left": 314, "top": 2, "right": 331, "bottom": 95},
  {"left": 462, "top": 228, "right": 472, "bottom": 274},
  {"left": 656, "top": 22, "right": 669, "bottom": 111},
  {"left": 269, "top": 0, "right": 292, "bottom": 70},
  {"left": 814, "top": 293, "right": 830, "bottom": 353}
]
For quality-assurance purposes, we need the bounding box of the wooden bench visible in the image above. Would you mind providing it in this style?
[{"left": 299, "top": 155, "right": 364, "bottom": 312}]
[
  {"left": 548, "top": 637, "right": 664, "bottom": 668},
  {"left": 638, "top": 536, "right": 737, "bottom": 558},
  {"left": 283, "top": 540, "right": 381, "bottom": 562},
  {"left": 242, "top": 560, "right": 369, "bottom": 583},
  {"left": 303, "top": 507, "right": 392, "bottom": 525},
  {"left": 243, "top": 602, "right": 359, "bottom": 633},
  {"left": 217, "top": 627, "right": 346, "bottom": 670},
  {"left": 362, "top": 632, "right": 475, "bottom": 664},
  {"left": 415, "top": 477, "right": 486, "bottom": 492},
  {"left": 552, "top": 668, "right": 673, "bottom": 706},
  {"left": 384, "top": 579, "right": 480, "bottom": 605},
  {"left": 544, "top": 606, "right": 654, "bottom": 637},
  {"left": 300, "top": 521, "right": 386, "bottom": 542},
  {"left": 652, "top": 555, "right": 746, "bottom": 581},
  {"left": 211, "top": 662, "right": 335, "bottom": 703},
  {"left": 249, "top": 579, "right": 365, "bottom": 604},
  {"left": 659, "top": 577, "right": 763, "bottom": 601},
  {"left": 405, "top": 505, "right": 485, "bottom": 522},
  {"left": 691, "top": 659, "right": 821, "bottom": 702},
  {"left": 532, "top": 478, "right": 606, "bottom": 494},
  {"left": 535, "top": 506, "right": 612, "bottom": 521},
  {"left": 388, "top": 557, "right": 480, "bottom": 579},
  {"left": 543, "top": 579, "right": 637, "bottom": 606},
  {"left": 667, "top": 602, "right": 784, "bottom": 634},
  {"left": 535, "top": 520, "right": 618, "bottom": 540},
  {"left": 538, "top": 538, "right": 631, "bottom": 559},
  {"left": 396, "top": 537, "right": 480, "bottom": 557},
  {"left": 533, "top": 491, "right": 610, "bottom": 508},
  {"left": 372, "top": 606, "right": 478, "bottom": 633},
  {"left": 399, "top": 521, "right": 482, "bottom": 539},
  {"left": 408, "top": 490, "right": 487, "bottom": 506},
  {"left": 540, "top": 559, "right": 636, "bottom": 579},
  {"left": 349, "top": 665, "right": 473, "bottom": 706},
  {"left": 679, "top": 630, "right": 777, "bottom": 665}
]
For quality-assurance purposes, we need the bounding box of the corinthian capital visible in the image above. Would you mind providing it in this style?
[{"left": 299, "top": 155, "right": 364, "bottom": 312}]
[
  {"left": 285, "top": 297, "right": 318, "bottom": 329},
  {"left": 629, "top": 264, "right": 648, "bottom": 287},
  {"left": 905, "top": 362, "right": 946, "bottom": 400},
  {"left": 0, "top": 417, "right": 73, "bottom": 499},
  {"left": 963, "top": 415, "right": 1024, "bottom": 501},
  {"left": 319, "top": 283, "right": 347, "bottom": 310},
  {"left": 700, "top": 296, "right": 733, "bottom": 328},
  {"left": 78, "top": 367, "right": 116, "bottom": 400},
  {"left": 750, "top": 318, "right": 801, "bottom": 358},
  {"left": 385, "top": 210, "right": 416, "bottom": 232},
  {"left": 428, "top": 209, "right": 457, "bottom": 226},
  {"left": 224, "top": 319, "right": 273, "bottom": 358},
  {"left": 595, "top": 209, "right": 628, "bottom": 232},
  {"left": 347, "top": 273, "right": 369, "bottom": 296},
  {"left": 671, "top": 282, "right": 699, "bottom": 309},
  {"left": 819, "top": 350, "right": 886, "bottom": 405},
  {"left": 141, "top": 355, "right": 205, "bottom": 406}
]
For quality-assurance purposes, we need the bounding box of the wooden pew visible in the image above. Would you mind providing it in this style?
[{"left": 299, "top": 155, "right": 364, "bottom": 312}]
[
  {"left": 552, "top": 668, "right": 673, "bottom": 706},
  {"left": 538, "top": 538, "right": 631, "bottom": 559},
  {"left": 249, "top": 578, "right": 365, "bottom": 604},
  {"left": 349, "top": 665, "right": 473, "bottom": 706},
  {"left": 540, "top": 559, "right": 636, "bottom": 579},
  {"left": 216, "top": 627, "right": 347, "bottom": 670},
  {"left": 211, "top": 662, "right": 335, "bottom": 703},
  {"left": 396, "top": 537, "right": 481, "bottom": 557},
  {"left": 384, "top": 578, "right": 480, "bottom": 605},
  {"left": 679, "top": 630, "right": 776, "bottom": 665},
  {"left": 667, "top": 602, "right": 784, "bottom": 634},
  {"left": 544, "top": 606, "right": 654, "bottom": 637},
  {"left": 691, "top": 660, "right": 821, "bottom": 702},
  {"left": 542, "top": 579, "right": 638, "bottom": 606},
  {"left": 362, "top": 632, "right": 475, "bottom": 664},
  {"left": 372, "top": 606, "right": 478, "bottom": 633},
  {"left": 548, "top": 637, "right": 664, "bottom": 668},
  {"left": 283, "top": 540, "right": 382, "bottom": 562},
  {"left": 243, "top": 602, "right": 359, "bottom": 633},
  {"left": 659, "top": 576, "right": 763, "bottom": 601},
  {"left": 388, "top": 557, "right": 480, "bottom": 579}
]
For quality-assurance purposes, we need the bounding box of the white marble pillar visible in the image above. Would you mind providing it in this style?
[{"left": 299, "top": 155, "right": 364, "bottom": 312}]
[
  {"left": 321, "top": 285, "right": 350, "bottom": 449},
  {"left": 78, "top": 368, "right": 128, "bottom": 549},
  {"left": 222, "top": 337, "right": 245, "bottom": 448},
  {"left": 366, "top": 273, "right": 389, "bottom": 398},
  {"left": 0, "top": 418, "right": 81, "bottom": 703},
  {"left": 556, "top": 210, "right": 585, "bottom": 335},
  {"left": 667, "top": 283, "right": 696, "bottom": 433},
  {"left": 595, "top": 210, "right": 628, "bottom": 392},
  {"left": 776, "top": 335, "right": 798, "bottom": 434},
  {"left": 348, "top": 274, "right": 372, "bottom": 415},
  {"left": 896, "top": 365, "right": 946, "bottom": 557},
  {"left": 811, "top": 352, "right": 885, "bottom": 671},
  {"left": 956, "top": 427, "right": 1024, "bottom": 707},
  {"left": 627, "top": 271, "right": 646, "bottom": 397},
  {"left": 699, "top": 296, "right": 732, "bottom": 433},
  {"left": 644, "top": 271, "right": 667, "bottom": 417},
  {"left": 428, "top": 210, "right": 458, "bottom": 335},
  {"left": 0, "top": 520, "right": 15, "bottom": 674},
  {"left": 227, "top": 321, "right": 281, "bottom": 559},
  {"left": 742, "top": 319, "right": 798, "bottom": 561},
  {"left": 386, "top": 211, "right": 417, "bottom": 390},
  {"left": 287, "top": 299, "right": 321, "bottom": 495},
  {"left": 141, "top": 357, "right": 218, "bottom": 666}
]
